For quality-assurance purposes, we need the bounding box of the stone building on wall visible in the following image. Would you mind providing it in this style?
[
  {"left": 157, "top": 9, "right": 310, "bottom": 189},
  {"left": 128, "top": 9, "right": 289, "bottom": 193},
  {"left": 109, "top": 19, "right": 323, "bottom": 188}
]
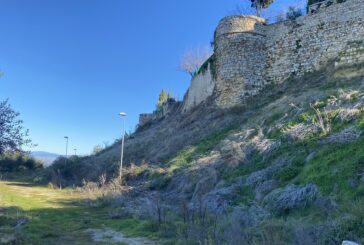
[
  {"left": 138, "top": 98, "right": 181, "bottom": 127},
  {"left": 182, "top": 0, "right": 364, "bottom": 112}
]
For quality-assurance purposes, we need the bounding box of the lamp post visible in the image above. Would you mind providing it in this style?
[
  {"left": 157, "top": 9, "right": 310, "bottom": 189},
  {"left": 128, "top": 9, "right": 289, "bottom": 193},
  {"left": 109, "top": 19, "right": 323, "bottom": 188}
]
[
  {"left": 74, "top": 148, "right": 77, "bottom": 156},
  {"left": 119, "top": 112, "right": 127, "bottom": 182},
  {"left": 64, "top": 136, "right": 69, "bottom": 165}
]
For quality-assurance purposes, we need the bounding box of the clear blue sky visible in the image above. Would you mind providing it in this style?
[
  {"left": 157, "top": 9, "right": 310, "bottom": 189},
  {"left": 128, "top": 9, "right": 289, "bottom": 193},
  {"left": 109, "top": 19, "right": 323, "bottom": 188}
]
[{"left": 0, "top": 0, "right": 304, "bottom": 155}]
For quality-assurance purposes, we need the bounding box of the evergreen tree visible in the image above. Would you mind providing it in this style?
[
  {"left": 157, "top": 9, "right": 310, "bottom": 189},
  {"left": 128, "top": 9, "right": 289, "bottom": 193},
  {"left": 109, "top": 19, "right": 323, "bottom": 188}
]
[
  {"left": 157, "top": 89, "right": 167, "bottom": 109},
  {"left": 247, "top": 0, "right": 274, "bottom": 17}
]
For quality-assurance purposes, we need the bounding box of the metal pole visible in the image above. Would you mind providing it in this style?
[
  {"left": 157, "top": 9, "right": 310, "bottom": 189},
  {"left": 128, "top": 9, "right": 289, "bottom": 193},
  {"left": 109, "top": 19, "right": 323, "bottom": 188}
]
[
  {"left": 119, "top": 117, "right": 125, "bottom": 181},
  {"left": 64, "top": 136, "right": 68, "bottom": 165},
  {"left": 74, "top": 149, "right": 77, "bottom": 156}
]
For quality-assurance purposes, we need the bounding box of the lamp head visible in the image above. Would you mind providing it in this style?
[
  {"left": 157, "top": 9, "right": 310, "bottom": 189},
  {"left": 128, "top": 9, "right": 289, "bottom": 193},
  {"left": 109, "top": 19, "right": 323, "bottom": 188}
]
[{"left": 119, "top": 112, "right": 127, "bottom": 117}]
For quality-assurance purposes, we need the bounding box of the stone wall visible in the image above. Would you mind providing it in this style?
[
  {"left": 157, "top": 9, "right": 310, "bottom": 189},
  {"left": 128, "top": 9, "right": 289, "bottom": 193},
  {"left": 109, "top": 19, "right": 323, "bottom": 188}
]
[
  {"left": 182, "top": 64, "right": 215, "bottom": 112},
  {"left": 265, "top": 0, "right": 364, "bottom": 84},
  {"left": 139, "top": 100, "right": 181, "bottom": 127},
  {"left": 214, "top": 16, "right": 267, "bottom": 107},
  {"left": 183, "top": 0, "right": 364, "bottom": 110},
  {"left": 335, "top": 41, "right": 364, "bottom": 68}
]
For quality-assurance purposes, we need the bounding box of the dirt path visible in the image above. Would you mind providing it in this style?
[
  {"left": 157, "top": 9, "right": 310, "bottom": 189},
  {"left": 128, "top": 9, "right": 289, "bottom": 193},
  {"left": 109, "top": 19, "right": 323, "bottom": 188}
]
[{"left": 0, "top": 180, "right": 156, "bottom": 245}]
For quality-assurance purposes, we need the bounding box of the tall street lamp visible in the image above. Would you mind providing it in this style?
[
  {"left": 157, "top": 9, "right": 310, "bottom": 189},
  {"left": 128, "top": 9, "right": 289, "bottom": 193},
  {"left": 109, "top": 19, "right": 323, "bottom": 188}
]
[
  {"left": 64, "top": 136, "right": 69, "bottom": 165},
  {"left": 74, "top": 148, "right": 77, "bottom": 156},
  {"left": 119, "top": 112, "right": 127, "bottom": 182}
]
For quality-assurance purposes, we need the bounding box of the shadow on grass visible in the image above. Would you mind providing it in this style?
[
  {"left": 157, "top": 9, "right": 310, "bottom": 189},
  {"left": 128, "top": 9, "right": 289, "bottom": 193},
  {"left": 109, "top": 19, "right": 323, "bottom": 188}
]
[
  {"left": 1, "top": 205, "right": 101, "bottom": 244},
  {"left": 0, "top": 180, "right": 160, "bottom": 245},
  {"left": 5, "top": 182, "right": 41, "bottom": 188},
  {"left": 0, "top": 170, "right": 47, "bottom": 186},
  {"left": 1, "top": 205, "right": 159, "bottom": 244}
]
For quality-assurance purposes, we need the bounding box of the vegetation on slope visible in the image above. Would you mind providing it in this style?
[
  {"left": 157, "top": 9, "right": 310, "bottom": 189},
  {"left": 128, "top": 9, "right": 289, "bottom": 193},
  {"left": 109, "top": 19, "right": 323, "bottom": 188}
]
[
  {"left": 122, "top": 64, "right": 364, "bottom": 244},
  {"left": 0, "top": 179, "right": 159, "bottom": 244},
  {"left": 2, "top": 63, "right": 364, "bottom": 244}
]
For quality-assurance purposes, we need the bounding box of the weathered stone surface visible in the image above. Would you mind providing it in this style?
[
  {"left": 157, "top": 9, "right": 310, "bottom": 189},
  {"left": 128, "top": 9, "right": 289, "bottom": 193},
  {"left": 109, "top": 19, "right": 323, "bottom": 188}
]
[
  {"left": 265, "top": 0, "right": 364, "bottom": 85},
  {"left": 214, "top": 16, "right": 267, "bottom": 107},
  {"left": 139, "top": 100, "right": 181, "bottom": 127},
  {"left": 182, "top": 65, "right": 215, "bottom": 112},
  {"left": 186, "top": 0, "right": 364, "bottom": 110}
]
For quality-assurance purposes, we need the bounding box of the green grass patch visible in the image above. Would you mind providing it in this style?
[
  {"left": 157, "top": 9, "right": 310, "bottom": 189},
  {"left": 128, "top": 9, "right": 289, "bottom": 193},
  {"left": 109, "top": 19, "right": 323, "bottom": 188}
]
[
  {"left": 357, "top": 112, "right": 364, "bottom": 129},
  {"left": 167, "top": 127, "right": 236, "bottom": 172},
  {"left": 0, "top": 180, "right": 161, "bottom": 244},
  {"left": 297, "top": 135, "right": 364, "bottom": 200}
]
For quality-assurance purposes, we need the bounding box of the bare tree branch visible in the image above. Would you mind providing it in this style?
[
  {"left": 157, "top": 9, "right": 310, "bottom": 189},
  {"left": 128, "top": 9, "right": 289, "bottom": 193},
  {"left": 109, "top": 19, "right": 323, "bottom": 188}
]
[{"left": 179, "top": 46, "right": 212, "bottom": 77}]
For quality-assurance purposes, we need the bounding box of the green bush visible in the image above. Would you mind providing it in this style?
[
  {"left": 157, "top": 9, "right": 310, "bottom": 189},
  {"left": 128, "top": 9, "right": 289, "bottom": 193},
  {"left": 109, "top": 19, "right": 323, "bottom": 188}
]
[
  {"left": 357, "top": 112, "right": 364, "bottom": 129},
  {"left": 149, "top": 173, "right": 171, "bottom": 190},
  {"left": 0, "top": 152, "right": 42, "bottom": 172}
]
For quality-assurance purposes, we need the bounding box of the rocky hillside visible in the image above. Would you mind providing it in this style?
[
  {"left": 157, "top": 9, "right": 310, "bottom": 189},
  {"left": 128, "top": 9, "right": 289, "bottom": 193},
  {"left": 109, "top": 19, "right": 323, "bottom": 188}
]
[{"left": 47, "top": 61, "right": 364, "bottom": 244}]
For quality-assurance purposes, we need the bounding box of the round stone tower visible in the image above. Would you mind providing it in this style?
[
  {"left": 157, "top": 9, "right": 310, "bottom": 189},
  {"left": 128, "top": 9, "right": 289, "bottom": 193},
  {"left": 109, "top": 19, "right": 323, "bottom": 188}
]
[{"left": 213, "top": 16, "right": 267, "bottom": 107}]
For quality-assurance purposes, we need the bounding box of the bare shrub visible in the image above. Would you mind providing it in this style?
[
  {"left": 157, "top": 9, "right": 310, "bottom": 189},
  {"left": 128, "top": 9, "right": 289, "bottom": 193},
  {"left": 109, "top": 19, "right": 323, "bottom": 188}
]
[
  {"left": 124, "top": 163, "right": 149, "bottom": 179},
  {"left": 286, "top": 6, "right": 303, "bottom": 21},
  {"left": 50, "top": 169, "right": 62, "bottom": 189},
  {"left": 176, "top": 198, "right": 218, "bottom": 244},
  {"left": 246, "top": 158, "right": 289, "bottom": 186},
  {"left": 263, "top": 184, "right": 319, "bottom": 214},
  {"left": 283, "top": 123, "right": 320, "bottom": 141},
  {"left": 78, "top": 176, "right": 128, "bottom": 204},
  {"left": 321, "top": 127, "right": 361, "bottom": 144},
  {"left": 253, "top": 220, "right": 292, "bottom": 245},
  {"left": 310, "top": 103, "right": 332, "bottom": 135},
  {"left": 275, "top": 11, "right": 286, "bottom": 22},
  {"left": 337, "top": 89, "right": 360, "bottom": 101},
  {"left": 180, "top": 46, "right": 212, "bottom": 77},
  {"left": 98, "top": 173, "right": 107, "bottom": 186}
]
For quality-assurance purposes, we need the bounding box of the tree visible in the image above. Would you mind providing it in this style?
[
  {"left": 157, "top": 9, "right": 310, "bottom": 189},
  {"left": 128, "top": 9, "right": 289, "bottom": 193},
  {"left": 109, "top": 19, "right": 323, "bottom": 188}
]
[
  {"left": 157, "top": 89, "right": 168, "bottom": 109},
  {"left": 180, "top": 46, "right": 212, "bottom": 77},
  {"left": 92, "top": 144, "right": 104, "bottom": 155},
  {"left": 0, "top": 99, "right": 31, "bottom": 154},
  {"left": 286, "top": 6, "right": 303, "bottom": 21},
  {"left": 247, "top": 0, "right": 274, "bottom": 17}
]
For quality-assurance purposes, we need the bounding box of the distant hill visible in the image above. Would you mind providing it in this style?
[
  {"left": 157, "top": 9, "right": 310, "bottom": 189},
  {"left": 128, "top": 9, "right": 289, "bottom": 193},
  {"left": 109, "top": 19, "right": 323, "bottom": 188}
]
[{"left": 30, "top": 151, "right": 60, "bottom": 167}]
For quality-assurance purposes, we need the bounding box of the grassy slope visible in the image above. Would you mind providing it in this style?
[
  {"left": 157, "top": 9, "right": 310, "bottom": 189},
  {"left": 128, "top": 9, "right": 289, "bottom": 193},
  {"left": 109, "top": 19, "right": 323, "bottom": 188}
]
[
  {"left": 145, "top": 67, "right": 364, "bottom": 243},
  {"left": 0, "top": 180, "right": 159, "bottom": 244}
]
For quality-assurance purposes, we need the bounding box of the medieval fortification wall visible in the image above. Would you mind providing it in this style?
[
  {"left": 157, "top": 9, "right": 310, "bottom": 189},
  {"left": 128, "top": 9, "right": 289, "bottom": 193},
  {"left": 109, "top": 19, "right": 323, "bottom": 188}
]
[{"left": 182, "top": 0, "right": 364, "bottom": 112}]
